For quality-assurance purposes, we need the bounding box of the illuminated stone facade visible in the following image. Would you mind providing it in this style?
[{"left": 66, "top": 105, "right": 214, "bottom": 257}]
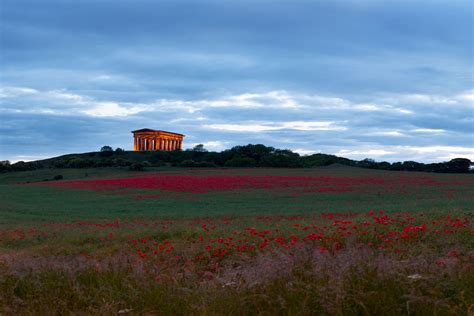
[{"left": 131, "top": 128, "right": 184, "bottom": 151}]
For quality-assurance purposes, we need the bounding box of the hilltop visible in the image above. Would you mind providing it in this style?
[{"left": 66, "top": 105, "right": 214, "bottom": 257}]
[{"left": 1, "top": 144, "right": 472, "bottom": 173}]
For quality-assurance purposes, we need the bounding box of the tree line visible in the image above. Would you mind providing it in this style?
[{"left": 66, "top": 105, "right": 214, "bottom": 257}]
[{"left": 1, "top": 144, "right": 472, "bottom": 173}]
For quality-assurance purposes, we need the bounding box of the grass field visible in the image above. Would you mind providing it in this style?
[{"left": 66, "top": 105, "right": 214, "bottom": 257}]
[{"left": 1, "top": 166, "right": 473, "bottom": 314}]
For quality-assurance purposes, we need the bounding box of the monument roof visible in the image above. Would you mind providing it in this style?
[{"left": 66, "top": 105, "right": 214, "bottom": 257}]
[{"left": 131, "top": 128, "right": 184, "bottom": 136}]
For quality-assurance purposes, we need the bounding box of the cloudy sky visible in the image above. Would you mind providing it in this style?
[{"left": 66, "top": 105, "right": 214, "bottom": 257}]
[{"left": 1, "top": 0, "right": 473, "bottom": 163}]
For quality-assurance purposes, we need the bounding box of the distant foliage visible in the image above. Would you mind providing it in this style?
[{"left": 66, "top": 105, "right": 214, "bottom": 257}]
[
  {"left": 191, "top": 144, "right": 208, "bottom": 152},
  {"left": 4, "top": 144, "right": 472, "bottom": 173},
  {"left": 179, "top": 160, "right": 216, "bottom": 168},
  {"left": 0, "top": 160, "right": 11, "bottom": 173},
  {"left": 100, "top": 146, "right": 113, "bottom": 152},
  {"left": 129, "top": 162, "right": 144, "bottom": 171},
  {"left": 224, "top": 157, "right": 257, "bottom": 167},
  {"left": 445, "top": 158, "right": 471, "bottom": 173},
  {"left": 67, "top": 158, "right": 94, "bottom": 168},
  {"left": 100, "top": 146, "right": 114, "bottom": 157}
]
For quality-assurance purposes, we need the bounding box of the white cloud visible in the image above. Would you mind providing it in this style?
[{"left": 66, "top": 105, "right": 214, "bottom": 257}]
[
  {"left": 204, "top": 121, "right": 347, "bottom": 132},
  {"left": 412, "top": 128, "right": 445, "bottom": 133},
  {"left": 456, "top": 90, "right": 474, "bottom": 103},
  {"left": 377, "top": 92, "right": 474, "bottom": 109},
  {"left": 47, "top": 90, "right": 87, "bottom": 103},
  {"left": 0, "top": 86, "right": 39, "bottom": 98},
  {"left": 400, "top": 94, "right": 457, "bottom": 105},
  {"left": 0, "top": 86, "right": 152, "bottom": 117},
  {"left": 187, "top": 141, "right": 227, "bottom": 151},
  {"left": 292, "top": 148, "right": 318, "bottom": 155},
  {"left": 369, "top": 130, "right": 405, "bottom": 137},
  {"left": 91, "top": 75, "right": 112, "bottom": 81},
  {"left": 334, "top": 145, "right": 474, "bottom": 162},
  {"left": 82, "top": 101, "right": 150, "bottom": 117},
  {"left": 336, "top": 149, "right": 396, "bottom": 157},
  {"left": 280, "top": 121, "right": 347, "bottom": 131},
  {"left": 204, "top": 123, "right": 275, "bottom": 132},
  {"left": 151, "top": 90, "right": 302, "bottom": 113}
]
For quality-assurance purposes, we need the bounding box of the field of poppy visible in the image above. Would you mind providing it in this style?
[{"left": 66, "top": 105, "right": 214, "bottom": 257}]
[{"left": 0, "top": 166, "right": 473, "bottom": 314}]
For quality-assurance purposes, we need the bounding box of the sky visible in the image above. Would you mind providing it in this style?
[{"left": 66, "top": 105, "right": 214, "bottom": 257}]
[{"left": 0, "top": 0, "right": 473, "bottom": 163}]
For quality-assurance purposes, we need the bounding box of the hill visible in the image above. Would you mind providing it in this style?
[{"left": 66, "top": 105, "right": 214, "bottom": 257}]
[{"left": 1, "top": 144, "right": 472, "bottom": 173}]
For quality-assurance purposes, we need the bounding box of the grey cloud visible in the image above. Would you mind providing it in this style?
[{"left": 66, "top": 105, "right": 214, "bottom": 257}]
[{"left": 1, "top": 0, "right": 472, "bottom": 162}]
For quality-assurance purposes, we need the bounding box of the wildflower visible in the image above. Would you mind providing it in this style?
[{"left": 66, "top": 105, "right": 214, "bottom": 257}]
[
  {"left": 318, "top": 246, "right": 328, "bottom": 253},
  {"left": 118, "top": 308, "right": 133, "bottom": 314},
  {"left": 447, "top": 250, "right": 459, "bottom": 258},
  {"left": 407, "top": 274, "right": 423, "bottom": 280}
]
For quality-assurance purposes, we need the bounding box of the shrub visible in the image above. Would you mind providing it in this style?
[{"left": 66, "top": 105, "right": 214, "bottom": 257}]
[
  {"left": 99, "top": 146, "right": 114, "bottom": 157},
  {"left": 445, "top": 158, "right": 471, "bottom": 173},
  {"left": 179, "top": 160, "right": 216, "bottom": 168},
  {"left": 129, "top": 162, "right": 144, "bottom": 171},
  {"left": 53, "top": 175, "right": 63, "bottom": 181},
  {"left": 100, "top": 146, "right": 113, "bottom": 152},
  {"left": 66, "top": 158, "right": 93, "bottom": 168},
  {"left": 224, "top": 157, "right": 257, "bottom": 167},
  {"left": 111, "top": 158, "right": 130, "bottom": 167},
  {"left": 0, "top": 160, "right": 11, "bottom": 172},
  {"left": 191, "top": 144, "right": 207, "bottom": 152}
]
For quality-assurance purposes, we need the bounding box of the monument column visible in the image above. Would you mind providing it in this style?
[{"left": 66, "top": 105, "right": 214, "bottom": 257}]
[
  {"left": 138, "top": 138, "right": 142, "bottom": 151},
  {"left": 133, "top": 137, "right": 137, "bottom": 151}
]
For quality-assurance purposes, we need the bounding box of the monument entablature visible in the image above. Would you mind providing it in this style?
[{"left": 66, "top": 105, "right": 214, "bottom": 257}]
[{"left": 131, "top": 128, "right": 184, "bottom": 151}]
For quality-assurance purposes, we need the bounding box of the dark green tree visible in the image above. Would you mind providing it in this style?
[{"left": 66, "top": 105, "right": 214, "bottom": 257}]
[{"left": 100, "top": 146, "right": 113, "bottom": 152}]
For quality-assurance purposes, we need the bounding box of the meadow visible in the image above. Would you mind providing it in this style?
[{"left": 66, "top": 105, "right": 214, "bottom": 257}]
[{"left": 0, "top": 166, "right": 473, "bottom": 315}]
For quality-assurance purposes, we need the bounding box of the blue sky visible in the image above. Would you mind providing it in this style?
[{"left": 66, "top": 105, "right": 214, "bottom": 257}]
[{"left": 1, "top": 0, "right": 473, "bottom": 162}]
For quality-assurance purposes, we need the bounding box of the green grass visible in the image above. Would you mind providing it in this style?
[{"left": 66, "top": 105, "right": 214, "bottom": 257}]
[{"left": 1, "top": 166, "right": 473, "bottom": 227}]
